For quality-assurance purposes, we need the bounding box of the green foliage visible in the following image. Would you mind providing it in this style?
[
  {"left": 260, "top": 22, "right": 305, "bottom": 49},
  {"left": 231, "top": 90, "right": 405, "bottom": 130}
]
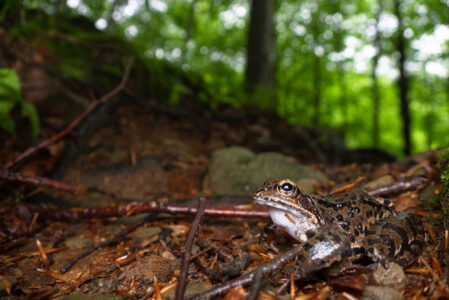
[
  {"left": 0, "top": 69, "right": 39, "bottom": 137},
  {"left": 4, "top": 0, "right": 449, "bottom": 155}
]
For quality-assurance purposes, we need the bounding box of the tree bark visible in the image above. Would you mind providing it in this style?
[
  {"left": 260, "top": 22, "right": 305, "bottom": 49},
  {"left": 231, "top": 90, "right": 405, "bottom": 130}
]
[
  {"left": 371, "top": 0, "right": 383, "bottom": 147},
  {"left": 312, "top": 54, "right": 321, "bottom": 126},
  {"left": 394, "top": 0, "right": 412, "bottom": 155},
  {"left": 245, "top": 0, "right": 275, "bottom": 107}
]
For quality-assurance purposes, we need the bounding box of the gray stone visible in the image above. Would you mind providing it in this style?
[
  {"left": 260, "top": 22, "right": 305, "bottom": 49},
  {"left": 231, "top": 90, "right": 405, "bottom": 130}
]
[
  {"left": 132, "top": 227, "right": 161, "bottom": 241},
  {"left": 162, "top": 281, "right": 213, "bottom": 299},
  {"left": 205, "top": 146, "right": 327, "bottom": 195},
  {"left": 297, "top": 178, "right": 316, "bottom": 193},
  {"left": 371, "top": 262, "right": 406, "bottom": 290},
  {"left": 64, "top": 237, "right": 94, "bottom": 250},
  {"left": 363, "top": 286, "right": 404, "bottom": 300},
  {"left": 363, "top": 175, "right": 395, "bottom": 190}
]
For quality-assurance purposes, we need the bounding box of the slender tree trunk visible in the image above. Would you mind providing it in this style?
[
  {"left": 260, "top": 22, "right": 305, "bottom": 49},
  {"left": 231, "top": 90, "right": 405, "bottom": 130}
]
[
  {"left": 338, "top": 63, "right": 347, "bottom": 132},
  {"left": 394, "top": 0, "right": 412, "bottom": 155},
  {"left": 330, "top": 0, "right": 347, "bottom": 133},
  {"left": 182, "top": 0, "right": 197, "bottom": 63},
  {"left": 312, "top": 54, "right": 321, "bottom": 126},
  {"left": 371, "top": 0, "right": 383, "bottom": 147},
  {"left": 425, "top": 77, "right": 435, "bottom": 148},
  {"left": 185, "top": 0, "right": 197, "bottom": 42},
  {"left": 245, "top": 0, "right": 275, "bottom": 107}
]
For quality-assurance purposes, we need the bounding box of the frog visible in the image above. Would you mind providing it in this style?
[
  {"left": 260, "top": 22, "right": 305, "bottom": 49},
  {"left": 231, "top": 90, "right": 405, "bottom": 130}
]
[{"left": 254, "top": 178, "right": 425, "bottom": 279}]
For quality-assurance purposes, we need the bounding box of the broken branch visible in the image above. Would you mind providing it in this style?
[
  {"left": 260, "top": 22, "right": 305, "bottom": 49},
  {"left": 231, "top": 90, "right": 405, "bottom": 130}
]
[{"left": 175, "top": 197, "right": 206, "bottom": 300}]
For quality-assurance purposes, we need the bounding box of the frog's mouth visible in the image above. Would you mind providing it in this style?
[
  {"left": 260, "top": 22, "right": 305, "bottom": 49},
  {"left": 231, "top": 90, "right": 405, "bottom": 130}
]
[{"left": 254, "top": 195, "right": 305, "bottom": 218}]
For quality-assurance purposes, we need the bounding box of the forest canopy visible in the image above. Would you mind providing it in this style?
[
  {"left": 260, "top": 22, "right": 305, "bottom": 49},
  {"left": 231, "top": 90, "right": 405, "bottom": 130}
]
[{"left": 1, "top": 0, "right": 449, "bottom": 156}]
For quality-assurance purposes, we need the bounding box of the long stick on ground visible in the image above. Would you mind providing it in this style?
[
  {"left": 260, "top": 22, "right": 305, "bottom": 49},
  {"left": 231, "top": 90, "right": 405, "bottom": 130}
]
[
  {"left": 36, "top": 200, "right": 269, "bottom": 221},
  {"left": 175, "top": 197, "right": 207, "bottom": 300}
]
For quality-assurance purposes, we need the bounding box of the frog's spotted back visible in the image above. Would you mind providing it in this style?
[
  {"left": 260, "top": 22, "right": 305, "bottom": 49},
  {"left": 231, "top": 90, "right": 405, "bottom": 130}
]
[{"left": 363, "top": 211, "right": 425, "bottom": 266}]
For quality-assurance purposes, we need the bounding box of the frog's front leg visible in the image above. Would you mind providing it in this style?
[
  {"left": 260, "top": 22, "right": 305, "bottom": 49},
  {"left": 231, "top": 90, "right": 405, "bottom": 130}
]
[
  {"left": 293, "top": 226, "right": 351, "bottom": 279},
  {"left": 363, "top": 211, "right": 425, "bottom": 266}
]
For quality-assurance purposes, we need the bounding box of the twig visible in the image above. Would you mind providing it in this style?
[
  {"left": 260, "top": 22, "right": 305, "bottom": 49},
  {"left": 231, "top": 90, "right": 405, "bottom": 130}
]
[
  {"left": 367, "top": 176, "right": 427, "bottom": 197},
  {"left": 0, "top": 170, "right": 78, "bottom": 194},
  {"left": 175, "top": 197, "right": 207, "bottom": 300},
  {"left": 36, "top": 200, "right": 269, "bottom": 221},
  {"left": 190, "top": 244, "right": 306, "bottom": 300},
  {"left": 2, "top": 57, "right": 134, "bottom": 171},
  {"left": 247, "top": 269, "right": 263, "bottom": 300}
]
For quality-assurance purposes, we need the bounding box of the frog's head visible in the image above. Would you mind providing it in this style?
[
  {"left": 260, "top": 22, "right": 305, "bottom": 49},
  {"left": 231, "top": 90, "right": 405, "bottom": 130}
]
[{"left": 254, "top": 179, "right": 323, "bottom": 240}]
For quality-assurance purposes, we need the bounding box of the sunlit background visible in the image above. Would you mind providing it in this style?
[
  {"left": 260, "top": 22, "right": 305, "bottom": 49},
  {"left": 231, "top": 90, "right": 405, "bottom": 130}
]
[{"left": 13, "top": 0, "right": 449, "bottom": 155}]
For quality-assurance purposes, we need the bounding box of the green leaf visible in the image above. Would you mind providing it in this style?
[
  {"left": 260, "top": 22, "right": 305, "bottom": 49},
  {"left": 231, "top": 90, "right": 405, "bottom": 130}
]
[
  {"left": 0, "top": 68, "right": 21, "bottom": 95},
  {"left": 0, "top": 68, "right": 40, "bottom": 137}
]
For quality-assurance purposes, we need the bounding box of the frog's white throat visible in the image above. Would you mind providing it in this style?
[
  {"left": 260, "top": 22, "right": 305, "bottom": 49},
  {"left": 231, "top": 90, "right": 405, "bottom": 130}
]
[{"left": 269, "top": 207, "right": 318, "bottom": 242}]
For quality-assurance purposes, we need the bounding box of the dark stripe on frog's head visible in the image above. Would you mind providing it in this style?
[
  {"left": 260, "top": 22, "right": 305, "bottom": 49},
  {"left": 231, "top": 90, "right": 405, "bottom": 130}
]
[{"left": 253, "top": 178, "right": 323, "bottom": 226}]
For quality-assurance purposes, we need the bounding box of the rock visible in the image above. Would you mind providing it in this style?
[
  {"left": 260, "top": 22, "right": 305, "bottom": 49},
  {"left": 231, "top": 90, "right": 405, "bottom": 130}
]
[
  {"left": 297, "top": 178, "right": 316, "bottom": 193},
  {"left": 363, "top": 285, "right": 404, "bottom": 300},
  {"left": 363, "top": 175, "right": 395, "bottom": 190},
  {"left": 205, "top": 146, "right": 327, "bottom": 195},
  {"left": 132, "top": 227, "right": 161, "bottom": 241},
  {"left": 371, "top": 262, "right": 406, "bottom": 290},
  {"left": 163, "top": 281, "right": 213, "bottom": 299},
  {"left": 64, "top": 237, "right": 94, "bottom": 250},
  {"left": 161, "top": 251, "right": 176, "bottom": 260}
]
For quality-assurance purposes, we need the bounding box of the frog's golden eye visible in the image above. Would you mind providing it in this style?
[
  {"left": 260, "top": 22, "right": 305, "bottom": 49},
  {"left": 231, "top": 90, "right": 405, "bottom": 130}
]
[{"left": 277, "top": 179, "right": 297, "bottom": 197}]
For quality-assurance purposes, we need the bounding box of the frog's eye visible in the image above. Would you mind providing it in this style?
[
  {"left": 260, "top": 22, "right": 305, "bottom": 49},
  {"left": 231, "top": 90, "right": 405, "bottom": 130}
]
[
  {"left": 277, "top": 180, "right": 297, "bottom": 196},
  {"left": 281, "top": 182, "right": 293, "bottom": 191}
]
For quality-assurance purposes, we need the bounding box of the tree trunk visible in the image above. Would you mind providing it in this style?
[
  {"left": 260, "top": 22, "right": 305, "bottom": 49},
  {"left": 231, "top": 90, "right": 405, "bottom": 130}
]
[
  {"left": 312, "top": 54, "right": 321, "bottom": 126},
  {"left": 185, "top": 0, "right": 197, "bottom": 42},
  {"left": 245, "top": 0, "right": 275, "bottom": 107},
  {"left": 337, "top": 63, "right": 347, "bottom": 132},
  {"left": 371, "top": 0, "right": 383, "bottom": 147},
  {"left": 182, "top": 0, "right": 197, "bottom": 63},
  {"left": 394, "top": 0, "right": 412, "bottom": 155}
]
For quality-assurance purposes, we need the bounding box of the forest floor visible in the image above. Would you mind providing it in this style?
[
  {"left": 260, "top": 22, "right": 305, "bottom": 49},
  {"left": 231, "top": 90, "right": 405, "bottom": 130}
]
[{"left": 0, "top": 62, "right": 448, "bottom": 300}]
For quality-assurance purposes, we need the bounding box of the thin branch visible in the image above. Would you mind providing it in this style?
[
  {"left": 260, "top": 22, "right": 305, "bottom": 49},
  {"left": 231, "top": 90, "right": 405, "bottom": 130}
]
[
  {"left": 2, "top": 57, "right": 134, "bottom": 171},
  {"left": 367, "top": 176, "right": 427, "bottom": 197},
  {"left": 190, "top": 244, "right": 306, "bottom": 300},
  {"left": 175, "top": 197, "right": 207, "bottom": 300},
  {"left": 36, "top": 201, "right": 269, "bottom": 221},
  {"left": 247, "top": 269, "right": 263, "bottom": 300},
  {"left": 0, "top": 171, "right": 78, "bottom": 194}
]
